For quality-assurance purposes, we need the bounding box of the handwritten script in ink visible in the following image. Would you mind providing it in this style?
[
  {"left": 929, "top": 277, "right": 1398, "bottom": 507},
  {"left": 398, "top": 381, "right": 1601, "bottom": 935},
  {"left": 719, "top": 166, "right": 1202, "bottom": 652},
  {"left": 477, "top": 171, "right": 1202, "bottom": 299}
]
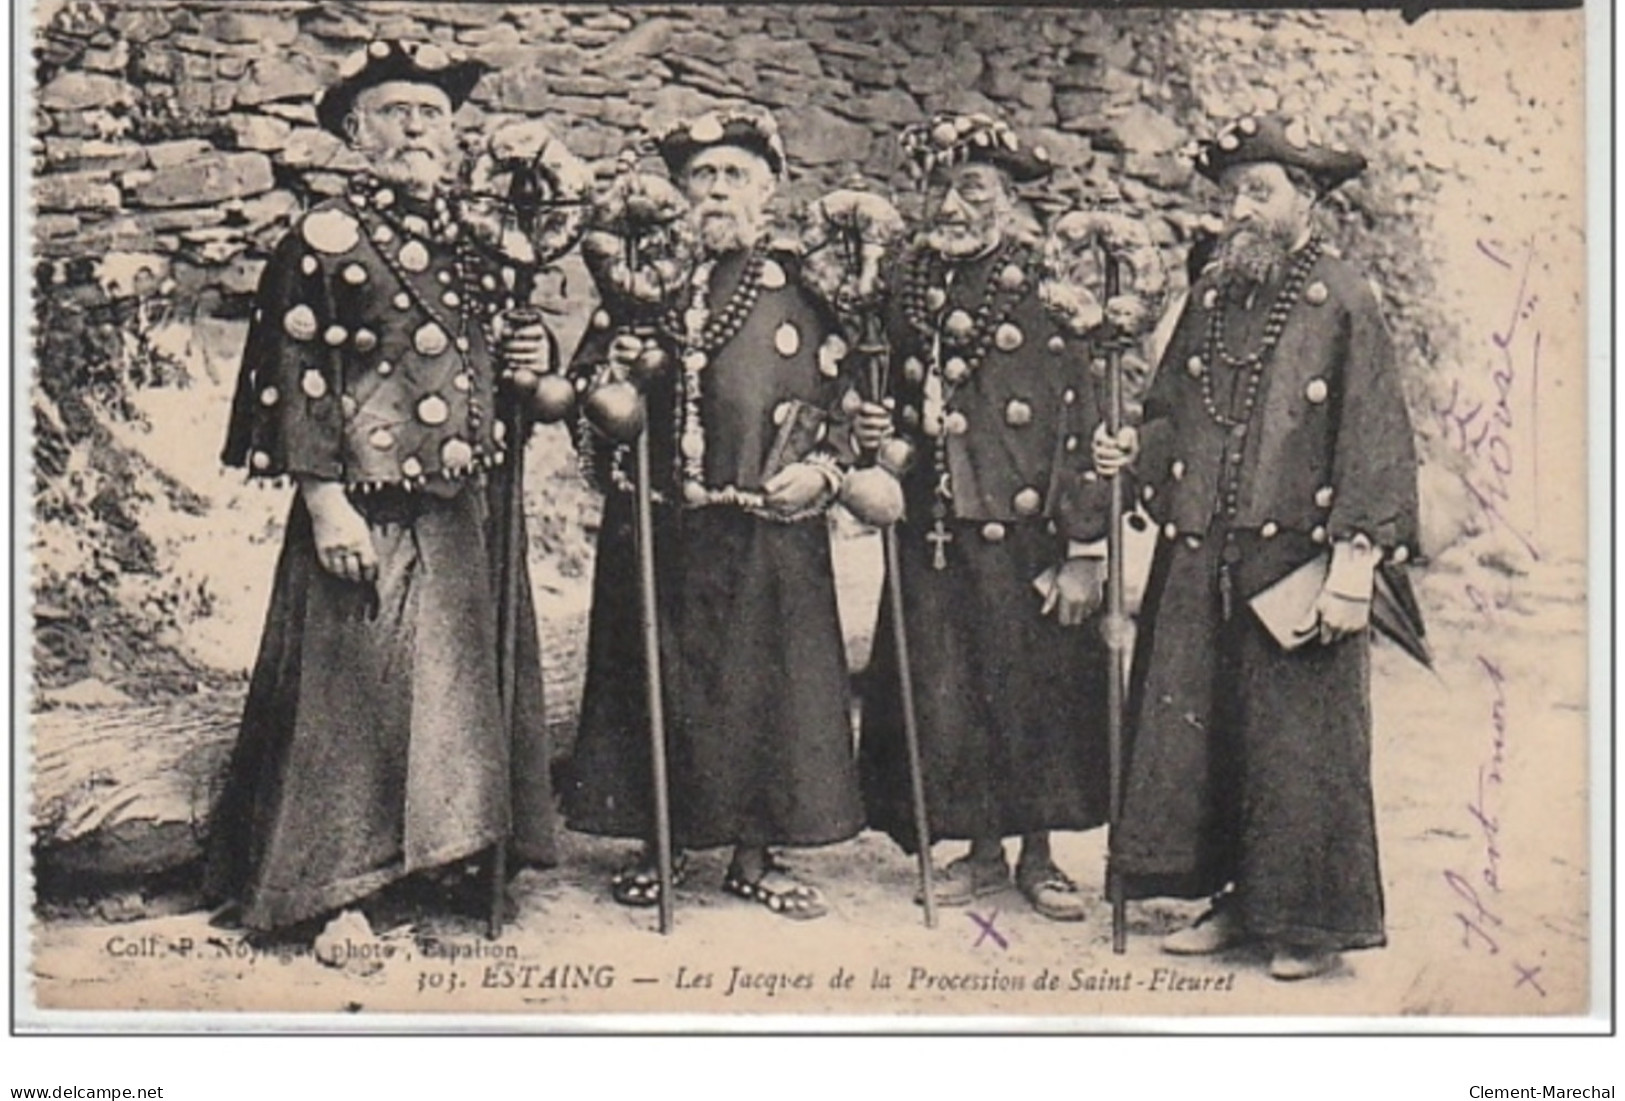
[
  {"left": 1429, "top": 237, "right": 1543, "bottom": 560},
  {"left": 1435, "top": 237, "right": 1546, "bottom": 998}
]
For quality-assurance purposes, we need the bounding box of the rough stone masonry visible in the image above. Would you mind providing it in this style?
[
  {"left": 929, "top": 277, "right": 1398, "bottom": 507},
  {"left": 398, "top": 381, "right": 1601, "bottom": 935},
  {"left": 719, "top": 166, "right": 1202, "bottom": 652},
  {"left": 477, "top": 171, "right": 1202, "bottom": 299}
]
[{"left": 31, "top": 2, "right": 1225, "bottom": 316}]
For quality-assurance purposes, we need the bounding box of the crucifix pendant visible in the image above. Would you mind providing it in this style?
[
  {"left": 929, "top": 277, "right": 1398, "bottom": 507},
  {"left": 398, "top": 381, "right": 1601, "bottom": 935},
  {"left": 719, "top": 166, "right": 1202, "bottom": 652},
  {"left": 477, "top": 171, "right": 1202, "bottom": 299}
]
[{"left": 926, "top": 521, "right": 953, "bottom": 570}]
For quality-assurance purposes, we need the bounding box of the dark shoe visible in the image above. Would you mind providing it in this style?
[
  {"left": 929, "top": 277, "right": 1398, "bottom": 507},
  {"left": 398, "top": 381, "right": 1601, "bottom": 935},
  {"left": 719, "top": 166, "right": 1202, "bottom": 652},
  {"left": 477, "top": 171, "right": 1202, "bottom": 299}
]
[
  {"left": 1016, "top": 861, "right": 1089, "bottom": 922},
  {"left": 722, "top": 856, "right": 829, "bottom": 921},
  {"left": 610, "top": 853, "right": 688, "bottom": 908},
  {"left": 1161, "top": 903, "right": 1246, "bottom": 955},
  {"left": 914, "top": 854, "right": 1010, "bottom": 907}
]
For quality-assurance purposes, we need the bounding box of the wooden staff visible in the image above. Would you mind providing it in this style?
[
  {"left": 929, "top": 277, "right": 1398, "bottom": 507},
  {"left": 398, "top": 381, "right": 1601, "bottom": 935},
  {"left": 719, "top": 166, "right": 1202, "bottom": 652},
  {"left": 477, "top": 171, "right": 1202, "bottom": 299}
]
[
  {"left": 863, "top": 330, "right": 938, "bottom": 930},
  {"left": 626, "top": 231, "right": 676, "bottom": 935},
  {"left": 634, "top": 418, "right": 676, "bottom": 934},
  {"left": 491, "top": 380, "right": 527, "bottom": 940},
  {"left": 1101, "top": 254, "right": 1129, "bottom": 955}
]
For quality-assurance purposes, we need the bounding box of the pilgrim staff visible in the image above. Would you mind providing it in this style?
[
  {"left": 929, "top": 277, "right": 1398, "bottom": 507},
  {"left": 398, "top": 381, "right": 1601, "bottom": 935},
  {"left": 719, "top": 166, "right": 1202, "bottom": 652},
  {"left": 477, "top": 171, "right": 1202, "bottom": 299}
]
[{"left": 803, "top": 187, "right": 939, "bottom": 928}]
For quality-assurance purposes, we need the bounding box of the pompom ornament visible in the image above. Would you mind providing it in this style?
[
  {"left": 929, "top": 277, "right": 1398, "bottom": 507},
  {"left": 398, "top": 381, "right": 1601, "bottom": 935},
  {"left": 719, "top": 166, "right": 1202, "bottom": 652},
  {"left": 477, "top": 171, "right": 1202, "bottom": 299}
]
[
  {"left": 528, "top": 373, "right": 577, "bottom": 424},
  {"left": 839, "top": 466, "right": 906, "bottom": 527},
  {"left": 582, "top": 379, "right": 645, "bottom": 443}
]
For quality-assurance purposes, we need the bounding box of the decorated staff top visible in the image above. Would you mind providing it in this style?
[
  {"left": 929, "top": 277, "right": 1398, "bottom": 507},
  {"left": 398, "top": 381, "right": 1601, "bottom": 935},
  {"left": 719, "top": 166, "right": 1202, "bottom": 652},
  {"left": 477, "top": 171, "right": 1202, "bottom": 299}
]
[
  {"left": 456, "top": 118, "right": 592, "bottom": 271},
  {"left": 656, "top": 105, "right": 788, "bottom": 177},
  {"left": 580, "top": 155, "right": 694, "bottom": 314},
  {"left": 797, "top": 188, "right": 906, "bottom": 319},
  {"left": 1195, "top": 114, "right": 1367, "bottom": 190},
  {"left": 900, "top": 113, "right": 1054, "bottom": 184},
  {"left": 315, "top": 39, "right": 488, "bottom": 137}
]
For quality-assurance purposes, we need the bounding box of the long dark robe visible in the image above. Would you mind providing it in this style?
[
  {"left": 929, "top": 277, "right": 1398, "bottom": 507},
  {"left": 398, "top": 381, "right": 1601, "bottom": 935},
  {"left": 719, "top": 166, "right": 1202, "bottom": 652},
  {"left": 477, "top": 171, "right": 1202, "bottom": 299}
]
[
  {"left": 859, "top": 242, "right": 1114, "bottom": 850},
  {"left": 563, "top": 500, "right": 860, "bottom": 849},
  {"left": 861, "top": 521, "right": 1111, "bottom": 850},
  {"left": 204, "top": 477, "right": 554, "bottom": 932},
  {"left": 1114, "top": 247, "right": 1417, "bottom": 952},
  {"left": 1116, "top": 527, "right": 1385, "bottom": 951},
  {"left": 559, "top": 248, "right": 862, "bottom": 851},
  {"left": 207, "top": 186, "right": 553, "bottom": 933}
]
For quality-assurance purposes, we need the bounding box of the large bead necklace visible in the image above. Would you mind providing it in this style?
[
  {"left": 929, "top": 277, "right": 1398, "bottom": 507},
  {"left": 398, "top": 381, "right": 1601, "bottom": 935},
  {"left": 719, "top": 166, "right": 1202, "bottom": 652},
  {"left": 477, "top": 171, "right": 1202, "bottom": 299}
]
[
  {"left": 1196, "top": 235, "right": 1322, "bottom": 430},
  {"left": 900, "top": 238, "right": 1032, "bottom": 377},
  {"left": 900, "top": 239, "right": 1036, "bottom": 567},
  {"left": 661, "top": 246, "right": 765, "bottom": 353},
  {"left": 666, "top": 247, "right": 774, "bottom": 510}
]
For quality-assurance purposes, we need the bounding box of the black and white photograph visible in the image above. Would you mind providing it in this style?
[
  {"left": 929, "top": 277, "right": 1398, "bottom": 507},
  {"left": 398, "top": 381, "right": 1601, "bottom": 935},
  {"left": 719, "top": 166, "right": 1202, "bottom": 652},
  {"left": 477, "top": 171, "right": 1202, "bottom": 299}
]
[{"left": 12, "top": 0, "right": 1606, "bottom": 1042}]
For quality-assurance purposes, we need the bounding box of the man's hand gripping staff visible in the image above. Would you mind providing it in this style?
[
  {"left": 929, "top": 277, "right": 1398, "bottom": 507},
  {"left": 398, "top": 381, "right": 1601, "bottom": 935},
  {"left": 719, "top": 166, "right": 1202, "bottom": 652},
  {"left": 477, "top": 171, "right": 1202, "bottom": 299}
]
[{"left": 1039, "top": 208, "right": 1167, "bottom": 629}]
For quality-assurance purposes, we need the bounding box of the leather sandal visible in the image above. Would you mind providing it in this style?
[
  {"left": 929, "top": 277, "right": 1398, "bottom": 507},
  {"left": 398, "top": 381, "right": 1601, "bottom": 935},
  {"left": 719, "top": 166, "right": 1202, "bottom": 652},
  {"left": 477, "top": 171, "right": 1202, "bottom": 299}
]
[
  {"left": 1016, "top": 861, "right": 1089, "bottom": 922},
  {"left": 722, "top": 855, "right": 829, "bottom": 921},
  {"left": 915, "top": 854, "right": 1011, "bottom": 907}
]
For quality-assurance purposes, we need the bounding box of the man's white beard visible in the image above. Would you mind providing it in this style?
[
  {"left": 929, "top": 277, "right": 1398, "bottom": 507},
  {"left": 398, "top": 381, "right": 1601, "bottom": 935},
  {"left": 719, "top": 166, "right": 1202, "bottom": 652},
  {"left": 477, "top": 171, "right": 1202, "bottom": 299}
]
[
  {"left": 350, "top": 118, "right": 453, "bottom": 196},
  {"left": 923, "top": 207, "right": 1008, "bottom": 260},
  {"left": 690, "top": 205, "right": 766, "bottom": 256},
  {"left": 370, "top": 148, "right": 450, "bottom": 195}
]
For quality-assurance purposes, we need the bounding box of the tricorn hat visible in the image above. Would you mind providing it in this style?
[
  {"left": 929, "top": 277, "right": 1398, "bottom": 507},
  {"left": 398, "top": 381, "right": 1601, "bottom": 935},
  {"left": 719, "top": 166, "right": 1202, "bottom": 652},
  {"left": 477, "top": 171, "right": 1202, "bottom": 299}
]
[
  {"left": 315, "top": 40, "right": 490, "bottom": 138},
  {"left": 656, "top": 107, "right": 788, "bottom": 177},
  {"left": 1194, "top": 114, "right": 1367, "bottom": 191},
  {"left": 900, "top": 113, "right": 1054, "bottom": 184}
]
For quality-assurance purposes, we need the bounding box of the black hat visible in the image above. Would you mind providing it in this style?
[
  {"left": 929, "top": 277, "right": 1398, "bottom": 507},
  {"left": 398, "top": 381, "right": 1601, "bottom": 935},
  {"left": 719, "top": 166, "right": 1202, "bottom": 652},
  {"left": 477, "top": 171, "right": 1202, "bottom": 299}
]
[
  {"left": 315, "top": 40, "right": 490, "bottom": 138},
  {"left": 1194, "top": 114, "right": 1367, "bottom": 191},
  {"left": 656, "top": 107, "right": 787, "bottom": 177},
  {"left": 900, "top": 114, "right": 1054, "bottom": 185}
]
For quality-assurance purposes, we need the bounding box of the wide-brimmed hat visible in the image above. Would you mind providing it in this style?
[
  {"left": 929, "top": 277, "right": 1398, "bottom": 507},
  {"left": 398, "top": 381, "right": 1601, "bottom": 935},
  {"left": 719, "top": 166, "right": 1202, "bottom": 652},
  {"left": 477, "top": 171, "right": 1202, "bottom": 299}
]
[
  {"left": 1193, "top": 114, "right": 1366, "bottom": 191},
  {"left": 315, "top": 39, "right": 490, "bottom": 137},
  {"left": 900, "top": 113, "right": 1054, "bottom": 184},
  {"left": 656, "top": 107, "right": 787, "bottom": 177}
]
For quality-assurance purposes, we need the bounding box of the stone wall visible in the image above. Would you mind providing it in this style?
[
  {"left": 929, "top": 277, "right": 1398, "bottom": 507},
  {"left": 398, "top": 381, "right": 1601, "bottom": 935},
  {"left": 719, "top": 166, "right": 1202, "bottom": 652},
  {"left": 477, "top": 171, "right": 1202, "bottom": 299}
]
[
  {"left": 33, "top": 3, "right": 1581, "bottom": 363},
  {"left": 32, "top": 2, "right": 1232, "bottom": 317}
]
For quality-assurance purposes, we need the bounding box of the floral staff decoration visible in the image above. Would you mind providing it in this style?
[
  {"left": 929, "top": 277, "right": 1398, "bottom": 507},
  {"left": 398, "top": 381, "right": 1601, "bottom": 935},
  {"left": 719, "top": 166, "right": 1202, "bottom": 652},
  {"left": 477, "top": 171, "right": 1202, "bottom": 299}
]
[
  {"left": 796, "top": 186, "right": 913, "bottom": 526},
  {"left": 1040, "top": 209, "right": 1167, "bottom": 341},
  {"left": 454, "top": 118, "right": 592, "bottom": 425},
  {"left": 1039, "top": 208, "right": 1168, "bottom": 417},
  {"left": 576, "top": 151, "right": 696, "bottom": 448}
]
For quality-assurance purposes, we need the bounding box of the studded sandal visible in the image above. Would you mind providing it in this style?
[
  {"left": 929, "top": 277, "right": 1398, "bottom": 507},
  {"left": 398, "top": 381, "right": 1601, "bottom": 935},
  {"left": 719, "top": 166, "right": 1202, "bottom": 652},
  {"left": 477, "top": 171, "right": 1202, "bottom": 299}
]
[
  {"left": 721, "top": 855, "right": 829, "bottom": 921},
  {"left": 610, "top": 852, "right": 688, "bottom": 908}
]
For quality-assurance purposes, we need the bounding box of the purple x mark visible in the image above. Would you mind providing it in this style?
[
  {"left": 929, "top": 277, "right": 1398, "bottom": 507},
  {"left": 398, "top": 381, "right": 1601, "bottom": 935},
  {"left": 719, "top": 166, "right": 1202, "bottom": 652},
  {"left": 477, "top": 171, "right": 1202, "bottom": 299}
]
[
  {"left": 1513, "top": 960, "right": 1547, "bottom": 997},
  {"left": 969, "top": 909, "right": 1008, "bottom": 949}
]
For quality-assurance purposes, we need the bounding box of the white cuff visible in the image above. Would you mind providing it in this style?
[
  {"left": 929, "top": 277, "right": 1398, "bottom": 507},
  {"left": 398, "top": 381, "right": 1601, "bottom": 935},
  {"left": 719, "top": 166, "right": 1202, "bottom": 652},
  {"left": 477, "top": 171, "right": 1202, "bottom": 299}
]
[
  {"left": 1325, "top": 537, "right": 1378, "bottom": 601},
  {"left": 1068, "top": 539, "right": 1108, "bottom": 560}
]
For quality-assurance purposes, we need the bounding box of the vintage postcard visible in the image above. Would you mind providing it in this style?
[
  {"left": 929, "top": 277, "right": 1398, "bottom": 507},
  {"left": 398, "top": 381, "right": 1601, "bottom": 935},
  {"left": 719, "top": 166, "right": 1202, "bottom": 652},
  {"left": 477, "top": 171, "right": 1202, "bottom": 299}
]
[{"left": 13, "top": 0, "right": 1607, "bottom": 1033}]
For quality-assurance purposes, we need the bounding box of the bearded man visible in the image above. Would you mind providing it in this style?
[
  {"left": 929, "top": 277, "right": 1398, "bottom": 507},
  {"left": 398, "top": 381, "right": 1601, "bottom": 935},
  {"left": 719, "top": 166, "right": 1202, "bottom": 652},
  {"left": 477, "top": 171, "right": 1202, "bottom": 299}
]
[
  {"left": 560, "top": 108, "right": 861, "bottom": 920},
  {"left": 1093, "top": 116, "right": 1419, "bottom": 979},
  {"left": 207, "top": 41, "right": 556, "bottom": 933},
  {"left": 853, "top": 115, "right": 1115, "bottom": 922}
]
